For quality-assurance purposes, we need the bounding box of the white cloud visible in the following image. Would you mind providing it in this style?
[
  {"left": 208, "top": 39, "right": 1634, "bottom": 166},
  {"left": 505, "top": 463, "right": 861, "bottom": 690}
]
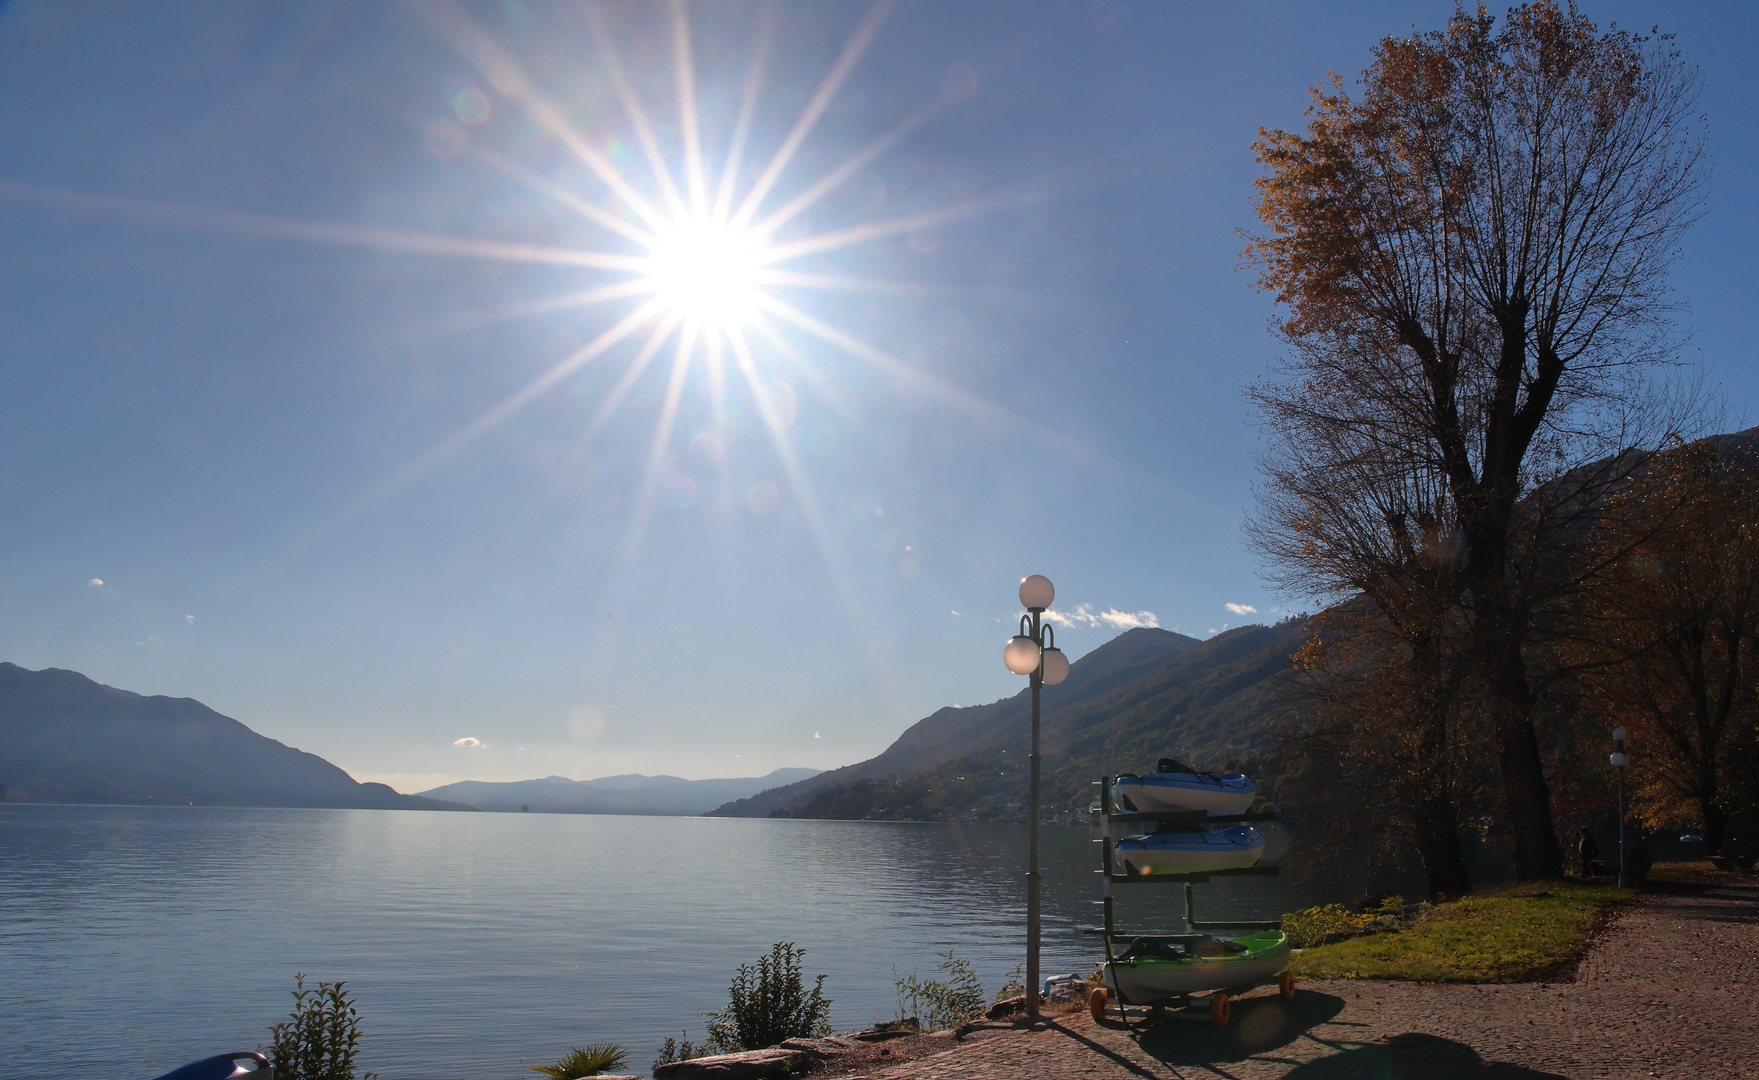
[
  {"left": 453, "top": 736, "right": 484, "bottom": 748},
  {"left": 1100, "top": 608, "right": 1160, "bottom": 629},
  {"left": 1225, "top": 602, "right": 1258, "bottom": 616},
  {"left": 1043, "top": 604, "right": 1160, "bottom": 631},
  {"left": 88, "top": 578, "right": 103, "bottom": 587},
  {"left": 1044, "top": 603, "right": 1100, "bottom": 628}
]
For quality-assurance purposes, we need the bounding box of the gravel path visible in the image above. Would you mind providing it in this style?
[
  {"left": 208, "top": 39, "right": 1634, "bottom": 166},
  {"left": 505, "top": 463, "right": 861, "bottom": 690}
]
[{"left": 846, "top": 878, "right": 1757, "bottom": 1080}]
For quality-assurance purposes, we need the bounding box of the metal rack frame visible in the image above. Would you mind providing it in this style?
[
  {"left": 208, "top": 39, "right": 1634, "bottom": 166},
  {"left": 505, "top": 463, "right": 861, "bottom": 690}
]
[{"left": 1086, "top": 775, "right": 1284, "bottom": 1026}]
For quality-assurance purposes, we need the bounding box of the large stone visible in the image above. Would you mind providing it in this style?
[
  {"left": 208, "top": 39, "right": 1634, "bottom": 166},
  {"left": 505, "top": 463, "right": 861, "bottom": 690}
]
[
  {"left": 776, "top": 1037, "right": 858, "bottom": 1059},
  {"left": 1044, "top": 980, "right": 1092, "bottom": 1005},
  {"left": 651, "top": 1048, "right": 806, "bottom": 1080},
  {"left": 852, "top": 1028, "right": 915, "bottom": 1042},
  {"left": 986, "top": 995, "right": 1025, "bottom": 1019}
]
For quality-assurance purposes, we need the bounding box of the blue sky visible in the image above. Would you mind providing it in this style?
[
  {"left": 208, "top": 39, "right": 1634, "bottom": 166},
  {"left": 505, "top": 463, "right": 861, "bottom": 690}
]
[{"left": 2, "top": 1, "right": 1755, "bottom": 790}]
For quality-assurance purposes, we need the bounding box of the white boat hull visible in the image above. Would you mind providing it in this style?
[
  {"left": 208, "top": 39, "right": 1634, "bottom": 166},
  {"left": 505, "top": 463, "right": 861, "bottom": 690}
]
[
  {"left": 1112, "top": 773, "right": 1255, "bottom": 814},
  {"left": 1114, "top": 827, "right": 1264, "bottom": 875}
]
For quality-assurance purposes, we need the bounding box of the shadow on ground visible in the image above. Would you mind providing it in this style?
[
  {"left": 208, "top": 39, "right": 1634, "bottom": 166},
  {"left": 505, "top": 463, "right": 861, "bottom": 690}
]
[
  {"left": 1280, "top": 1032, "right": 1566, "bottom": 1079},
  {"left": 1092, "top": 990, "right": 1346, "bottom": 1068}
]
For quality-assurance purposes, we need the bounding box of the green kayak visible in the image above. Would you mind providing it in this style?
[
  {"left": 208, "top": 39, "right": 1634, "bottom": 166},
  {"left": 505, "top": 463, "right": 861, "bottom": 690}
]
[{"left": 1102, "top": 930, "right": 1290, "bottom": 1001}]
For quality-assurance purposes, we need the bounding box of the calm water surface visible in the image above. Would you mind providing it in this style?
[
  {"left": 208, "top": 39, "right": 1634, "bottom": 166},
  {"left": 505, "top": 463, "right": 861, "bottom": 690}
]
[{"left": 0, "top": 805, "right": 1286, "bottom": 1080}]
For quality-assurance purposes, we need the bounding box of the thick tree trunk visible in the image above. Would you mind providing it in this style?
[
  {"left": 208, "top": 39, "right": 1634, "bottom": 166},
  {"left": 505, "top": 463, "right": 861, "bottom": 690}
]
[
  {"left": 1464, "top": 518, "right": 1566, "bottom": 881},
  {"left": 1484, "top": 638, "right": 1565, "bottom": 879}
]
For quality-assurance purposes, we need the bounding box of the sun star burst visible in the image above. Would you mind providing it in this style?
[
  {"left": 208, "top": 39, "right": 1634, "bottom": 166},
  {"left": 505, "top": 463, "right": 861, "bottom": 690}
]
[{"left": 641, "top": 216, "right": 768, "bottom": 329}]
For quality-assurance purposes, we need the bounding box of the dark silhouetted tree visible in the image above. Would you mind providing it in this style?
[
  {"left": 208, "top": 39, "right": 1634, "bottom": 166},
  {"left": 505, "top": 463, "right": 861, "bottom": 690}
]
[{"left": 1245, "top": 2, "right": 1708, "bottom": 878}]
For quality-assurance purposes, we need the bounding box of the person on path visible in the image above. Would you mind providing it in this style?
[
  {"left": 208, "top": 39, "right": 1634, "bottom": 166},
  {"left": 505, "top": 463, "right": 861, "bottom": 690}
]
[{"left": 1578, "top": 827, "right": 1600, "bottom": 878}]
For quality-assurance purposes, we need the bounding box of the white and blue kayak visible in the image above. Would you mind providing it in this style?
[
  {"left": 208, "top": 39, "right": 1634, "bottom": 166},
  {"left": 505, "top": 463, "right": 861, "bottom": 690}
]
[
  {"left": 1111, "top": 760, "right": 1256, "bottom": 814},
  {"left": 1113, "top": 826, "right": 1264, "bottom": 876}
]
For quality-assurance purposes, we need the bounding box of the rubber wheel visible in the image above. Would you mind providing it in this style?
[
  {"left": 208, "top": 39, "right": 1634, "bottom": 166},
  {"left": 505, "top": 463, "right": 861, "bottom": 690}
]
[
  {"left": 1089, "top": 986, "right": 1108, "bottom": 1022},
  {"left": 1279, "top": 971, "right": 1295, "bottom": 1000},
  {"left": 1210, "top": 992, "right": 1230, "bottom": 1026}
]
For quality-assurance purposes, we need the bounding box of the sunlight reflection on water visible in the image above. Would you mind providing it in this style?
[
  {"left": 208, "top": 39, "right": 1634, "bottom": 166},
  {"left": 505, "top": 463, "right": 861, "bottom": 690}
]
[{"left": 0, "top": 805, "right": 1284, "bottom": 1080}]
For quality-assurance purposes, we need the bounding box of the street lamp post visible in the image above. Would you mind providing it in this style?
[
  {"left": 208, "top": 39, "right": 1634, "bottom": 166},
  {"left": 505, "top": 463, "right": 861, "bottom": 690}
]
[
  {"left": 1002, "top": 575, "right": 1070, "bottom": 1020},
  {"left": 1610, "top": 728, "right": 1630, "bottom": 887}
]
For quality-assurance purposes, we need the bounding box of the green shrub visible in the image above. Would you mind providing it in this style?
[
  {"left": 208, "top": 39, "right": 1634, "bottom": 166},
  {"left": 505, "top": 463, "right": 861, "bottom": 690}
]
[
  {"left": 266, "top": 975, "right": 377, "bottom": 1080},
  {"left": 652, "top": 1032, "right": 709, "bottom": 1073},
  {"left": 705, "top": 942, "right": 833, "bottom": 1053},
  {"left": 994, "top": 962, "right": 1026, "bottom": 1004},
  {"left": 529, "top": 1043, "right": 627, "bottom": 1079},
  {"left": 1282, "top": 903, "right": 1374, "bottom": 948},
  {"left": 895, "top": 950, "right": 986, "bottom": 1030}
]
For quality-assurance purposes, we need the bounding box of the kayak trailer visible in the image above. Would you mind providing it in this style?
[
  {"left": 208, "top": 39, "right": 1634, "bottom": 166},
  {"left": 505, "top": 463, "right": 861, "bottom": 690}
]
[{"left": 1085, "top": 774, "right": 1292, "bottom": 1028}]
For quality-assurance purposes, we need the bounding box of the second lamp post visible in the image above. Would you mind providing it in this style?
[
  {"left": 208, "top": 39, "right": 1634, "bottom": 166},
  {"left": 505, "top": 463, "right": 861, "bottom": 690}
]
[
  {"left": 1002, "top": 574, "right": 1070, "bottom": 1019},
  {"left": 1610, "top": 727, "right": 1630, "bottom": 887}
]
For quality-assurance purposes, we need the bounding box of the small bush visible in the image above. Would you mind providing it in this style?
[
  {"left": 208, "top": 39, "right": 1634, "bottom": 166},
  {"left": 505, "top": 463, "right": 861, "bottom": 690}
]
[
  {"left": 706, "top": 942, "right": 832, "bottom": 1053},
  {"left": 1283, "top": 903, "right": 1374, "bottom": 948},
  {"left": 267, "top": 975, "right": 377, "bottom": 1080},
  {"left": 895, "top": 950, "right": 986, "bottom": 1030},
  {"left": 994, "top": 962, "right": 1026, "bottom": 1003},
  {"left": 1369, "top": 894, "right": 1407, "bottom": 916},
  {"left": 529, "top": 1043, "right": 627, "bottom": 1079},
  {"left": 652, "top": 1032, "right": 708, "bottom": 1072}
]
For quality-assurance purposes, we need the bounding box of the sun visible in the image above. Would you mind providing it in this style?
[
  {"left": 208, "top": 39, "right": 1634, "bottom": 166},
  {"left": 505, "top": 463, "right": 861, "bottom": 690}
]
[{"left": 641, "top": 217, "right": 767, "bottom": 327}]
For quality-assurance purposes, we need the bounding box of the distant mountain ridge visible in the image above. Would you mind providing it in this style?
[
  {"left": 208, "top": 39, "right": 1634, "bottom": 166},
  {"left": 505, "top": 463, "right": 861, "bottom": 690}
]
[
  {"left": 0, "top": 663, "right": 472, "bottom": 810},
  {"left": 708, "top": 622, "right": 1309, "bottom": 821},
  {"left": 415, "top": 769, "right": 821, "bottom": 815}
]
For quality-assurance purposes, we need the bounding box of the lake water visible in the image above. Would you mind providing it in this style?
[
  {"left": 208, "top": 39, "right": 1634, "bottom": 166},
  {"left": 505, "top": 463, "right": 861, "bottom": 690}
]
[{"left": 1, "top": 805, "right": 1285, "bottom": 1080}]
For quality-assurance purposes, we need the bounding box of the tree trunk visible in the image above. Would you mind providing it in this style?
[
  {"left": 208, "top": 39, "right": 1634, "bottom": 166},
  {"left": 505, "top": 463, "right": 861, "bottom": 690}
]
[
  {"left": 1466, "top": 524, "right": 1566, "bottom": 881},
  {"left": 1411, "top": 662, "right": 1474, "bottom": 902},
  {"left": 1484, "top": 639, "right": 1565, "bottom": 879},
  {"left": 1413, "top": 784, "right": 1473, "bottom": 902}
]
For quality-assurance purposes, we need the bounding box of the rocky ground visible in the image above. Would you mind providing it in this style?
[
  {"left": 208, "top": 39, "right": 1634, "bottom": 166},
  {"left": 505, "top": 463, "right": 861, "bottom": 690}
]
[{"left": 686, "top": 875, "right": 1757, "bottom": 1080}]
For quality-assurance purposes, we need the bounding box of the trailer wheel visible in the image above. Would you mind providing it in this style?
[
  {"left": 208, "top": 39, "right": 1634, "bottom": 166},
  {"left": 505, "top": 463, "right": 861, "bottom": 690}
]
[
  {"left": 1279, "top": 971, "right": 1295, "bottom": 1000},
  {"left": 1210, "top": 992, "right": 1230, "bottom": 1026},
  {"left": 1089, "top": 986, "right": 1108, "bottom": 1022}
]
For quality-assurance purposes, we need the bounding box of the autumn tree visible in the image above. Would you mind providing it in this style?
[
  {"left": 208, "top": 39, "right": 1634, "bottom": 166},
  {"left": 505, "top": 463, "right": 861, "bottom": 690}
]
[
  {"left": 1245, "top": 3, "right": 1708, "bottom": 878},
  {"left": 1564, "top": 437, "right": 1759, "bottom": 852}
]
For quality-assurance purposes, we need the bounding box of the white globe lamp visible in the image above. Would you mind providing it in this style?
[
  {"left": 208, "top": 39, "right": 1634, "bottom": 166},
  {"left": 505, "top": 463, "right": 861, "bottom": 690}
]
[
  {"left": 1040, "top": 646, "right": 1070, "bottom": 686},
  {"left": 1003, "top": 635, "right": 1041, "bottom": 675},
  {"left": 1018, "top": 575, "right": 1055, "bottom": 611}
]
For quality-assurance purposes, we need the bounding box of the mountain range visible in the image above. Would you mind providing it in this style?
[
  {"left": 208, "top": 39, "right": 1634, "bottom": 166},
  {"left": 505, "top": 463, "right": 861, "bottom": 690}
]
[
  {"left": 0, "top": 661, "right": 822, "bottom": 815},
  {"left": 415, "top": 769, "right": 821, "bottom": 815},
  {"left": 0, "top": 662, "right": 472, "bottom": 810},
  {"left": 707, "top": 620, "right": 1309, "bottom": 821},
  {"left": 0, "top": 622, "right": 1307, "bottom": 819}
]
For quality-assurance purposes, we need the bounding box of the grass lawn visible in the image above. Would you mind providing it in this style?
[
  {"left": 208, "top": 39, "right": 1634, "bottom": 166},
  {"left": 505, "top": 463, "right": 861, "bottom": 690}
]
[
  {"left": 1288, "top": 880, "right": 1634, "bottom": 983},
  {"left": 1643, "top": 858, "right": 1753, "bottom": 886}
]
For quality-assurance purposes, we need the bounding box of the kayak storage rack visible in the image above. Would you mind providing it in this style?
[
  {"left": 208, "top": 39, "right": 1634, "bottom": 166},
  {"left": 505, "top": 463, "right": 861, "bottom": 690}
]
[{"left": 1085, "top": 774, "right": 1288, "bottom": 1028}]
